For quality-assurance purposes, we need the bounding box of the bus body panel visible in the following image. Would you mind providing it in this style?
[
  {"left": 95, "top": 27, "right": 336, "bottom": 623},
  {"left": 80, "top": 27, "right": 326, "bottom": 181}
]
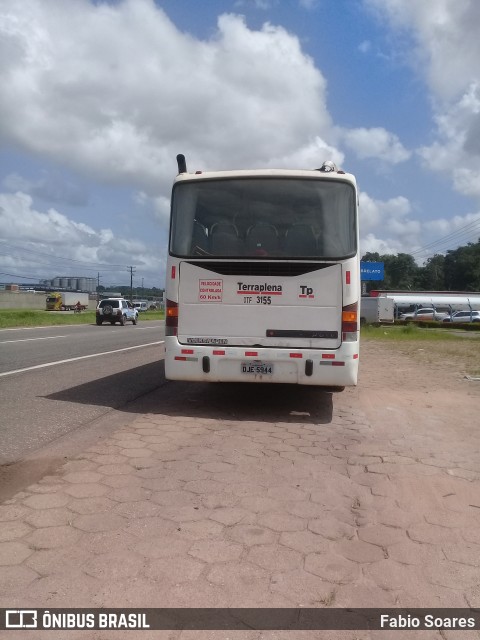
[{"left": 177, "top": 261, "right": 343, "bottom": 349}]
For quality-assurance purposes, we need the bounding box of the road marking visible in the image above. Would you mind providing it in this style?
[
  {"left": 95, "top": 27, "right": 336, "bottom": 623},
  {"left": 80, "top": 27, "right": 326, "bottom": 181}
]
[
  {"left": 0, "top": 341, "right": 165, "bottom": 378},
  {"left": 1, "top": 335, "right": 68, "bottom": 344},
  {"left": 0, "top": 320, "right": 165, "bottom": 333}
]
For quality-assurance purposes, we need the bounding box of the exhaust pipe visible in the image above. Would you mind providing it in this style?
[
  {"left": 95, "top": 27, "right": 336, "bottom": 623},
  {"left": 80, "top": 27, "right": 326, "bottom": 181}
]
[{"left": 176, "top": 154, "right": 187, "bottom": 174}]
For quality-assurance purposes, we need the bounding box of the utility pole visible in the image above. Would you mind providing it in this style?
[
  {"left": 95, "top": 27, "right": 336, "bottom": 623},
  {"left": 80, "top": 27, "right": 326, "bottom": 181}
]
[
  {"left": 97, "top": 272, "right": 101, "bottom": 305},
  {"left": 129, "top": 266, "right": 136, "bottom": 302}
]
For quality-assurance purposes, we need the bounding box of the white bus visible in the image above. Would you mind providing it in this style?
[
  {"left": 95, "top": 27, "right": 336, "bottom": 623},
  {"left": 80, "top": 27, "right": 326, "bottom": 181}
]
[{"left": 165, "top": 155, "right": 360, "bottom": 387}]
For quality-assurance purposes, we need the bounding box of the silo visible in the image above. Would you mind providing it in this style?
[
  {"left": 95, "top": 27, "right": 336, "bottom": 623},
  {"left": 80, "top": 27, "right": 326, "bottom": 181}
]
[
  {"left": 52, "top": 277, "right": 62, "bottom": 288},
  {"left": 77, "top": 278, "right": 88, "bottom": 291}
]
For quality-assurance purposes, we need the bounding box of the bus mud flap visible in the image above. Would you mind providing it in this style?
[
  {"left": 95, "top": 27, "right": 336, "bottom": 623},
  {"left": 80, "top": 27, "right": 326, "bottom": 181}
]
[
  {"left": 305, "top": 359, "right": 313, "bottom": 376},
  {"left": 202, "top": 356, "right": 211, "bottom": 373}
]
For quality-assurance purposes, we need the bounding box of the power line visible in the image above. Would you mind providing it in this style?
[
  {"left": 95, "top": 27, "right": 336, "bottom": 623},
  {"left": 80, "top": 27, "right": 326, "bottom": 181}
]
[
  {"left": 410, "top": 217, "right": 480, "bottom": 259},
  {"left": 0, "top": 271, "right": 40, "bottom": 280}
]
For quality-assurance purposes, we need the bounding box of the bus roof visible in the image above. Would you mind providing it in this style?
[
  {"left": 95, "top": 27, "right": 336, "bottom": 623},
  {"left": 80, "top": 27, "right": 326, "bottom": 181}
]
[{"left": 173, "top": 167, "right": 357, "bottom": 186}]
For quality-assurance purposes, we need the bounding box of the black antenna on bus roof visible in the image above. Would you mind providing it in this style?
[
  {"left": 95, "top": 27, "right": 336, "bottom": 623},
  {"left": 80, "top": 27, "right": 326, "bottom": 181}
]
[{"left": 176, "top": 154, "right": 187, "bottom": 174}]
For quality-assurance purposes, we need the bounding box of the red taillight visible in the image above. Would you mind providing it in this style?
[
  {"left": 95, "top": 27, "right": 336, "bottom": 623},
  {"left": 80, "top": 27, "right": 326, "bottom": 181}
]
[
  {"left": 166, "top": 299, "right": 178, "bottom": 336},
  {"left": 342, "top": 302, "right": 358, "bottom": 341}
]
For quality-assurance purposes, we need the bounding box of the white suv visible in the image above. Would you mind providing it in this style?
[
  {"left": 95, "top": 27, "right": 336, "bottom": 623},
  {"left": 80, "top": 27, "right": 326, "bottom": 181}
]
[{"left": 96, "top": 298, "right": 138, "bottom": 325}]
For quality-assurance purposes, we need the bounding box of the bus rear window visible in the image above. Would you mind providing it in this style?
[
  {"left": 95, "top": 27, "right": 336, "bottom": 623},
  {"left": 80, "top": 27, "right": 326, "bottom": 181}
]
[{"left": 170, "top": 178, "right": 356, "bottom": 260}]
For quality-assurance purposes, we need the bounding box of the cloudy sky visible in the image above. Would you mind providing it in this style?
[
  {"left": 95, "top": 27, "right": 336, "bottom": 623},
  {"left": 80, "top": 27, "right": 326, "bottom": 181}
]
[{"left": 1, "top": 0, "right": 480, "bottom": 288}]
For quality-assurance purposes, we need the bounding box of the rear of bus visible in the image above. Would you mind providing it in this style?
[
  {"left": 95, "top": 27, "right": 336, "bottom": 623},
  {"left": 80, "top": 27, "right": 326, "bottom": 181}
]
[{"left": 165, "top": 162, "right": 359, "bottom": 387}]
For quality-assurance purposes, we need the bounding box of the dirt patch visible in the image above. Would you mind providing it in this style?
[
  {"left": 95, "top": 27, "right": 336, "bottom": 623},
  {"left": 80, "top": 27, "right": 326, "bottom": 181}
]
[
  {"left": 364, "top": 328, "right": 480, "bottom": 378},
  {"left": 394, "top": 338, "right": 479, "bottom": 377}
]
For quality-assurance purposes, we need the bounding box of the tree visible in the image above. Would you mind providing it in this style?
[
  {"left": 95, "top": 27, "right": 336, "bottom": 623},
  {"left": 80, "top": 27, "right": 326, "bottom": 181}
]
[
  {"left": 444, "top": 240, "right": 480, "bottom": 291},
  {"left": 418, "top": 254, "right": 446, "bottom": 290},
  {"left": 362, "top": 239, "right": 480, "bottom": 293}
]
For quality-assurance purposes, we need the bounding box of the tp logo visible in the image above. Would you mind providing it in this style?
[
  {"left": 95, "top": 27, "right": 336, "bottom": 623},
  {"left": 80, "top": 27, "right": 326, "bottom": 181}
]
[
  {"left": 299, "top": 285, "right": 314, "bottom": 299},
  {"left": 6, "top": 610, "right": 38, "bottom": 629}
]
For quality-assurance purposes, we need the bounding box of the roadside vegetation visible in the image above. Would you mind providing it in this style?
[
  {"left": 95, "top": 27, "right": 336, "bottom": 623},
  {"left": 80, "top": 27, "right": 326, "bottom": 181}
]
[
  {"left": 0, "top": 309, "right": 164, "bottom": 329},
  {"left": 362, "top": 239, "right": 480, "bottom": 291}
]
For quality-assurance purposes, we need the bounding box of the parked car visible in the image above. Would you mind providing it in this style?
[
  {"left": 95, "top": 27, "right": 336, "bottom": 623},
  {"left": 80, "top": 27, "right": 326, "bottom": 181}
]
[
  {"left": 399, "top": 308, "right": 449, "bottom": 321},
  {"left": 96, "top": 298, "right": 138, "bottom": 325},
  {"left": 443, "top": 310, "right": 480, "bottom": 323}
]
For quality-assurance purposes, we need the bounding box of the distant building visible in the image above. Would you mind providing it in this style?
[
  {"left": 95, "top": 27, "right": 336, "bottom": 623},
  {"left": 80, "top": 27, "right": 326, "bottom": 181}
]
[{"left": 50, "top": 276, "right": 97, "bottom": 292}]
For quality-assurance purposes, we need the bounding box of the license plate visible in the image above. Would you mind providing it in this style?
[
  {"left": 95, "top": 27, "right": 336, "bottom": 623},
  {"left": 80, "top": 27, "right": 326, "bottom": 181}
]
[{"left": 241, "top": 362, "right": 273, "bottom": 375}]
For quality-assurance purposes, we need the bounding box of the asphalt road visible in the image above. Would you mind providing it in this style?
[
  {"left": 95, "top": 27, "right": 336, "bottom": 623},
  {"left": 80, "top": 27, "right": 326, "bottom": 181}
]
[{"left": 0, "top": 320, "right": 166, "bottom": 464}]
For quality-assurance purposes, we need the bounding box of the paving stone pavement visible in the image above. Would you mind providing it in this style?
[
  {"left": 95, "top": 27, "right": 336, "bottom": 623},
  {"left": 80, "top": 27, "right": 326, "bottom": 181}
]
[{"left": 1, "top": 342, "right": 479, "bottom": 639}]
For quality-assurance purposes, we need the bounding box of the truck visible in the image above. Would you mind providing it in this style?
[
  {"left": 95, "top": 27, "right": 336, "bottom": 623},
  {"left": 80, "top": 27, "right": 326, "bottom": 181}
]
[
  {"left": 133, "top": 300, "right": 149, "bottom": 312},
  {"left": 399, "top": 307, "right": 449, "bottom": 321},
  {"left": 360, "top": 296, "right": 395, "bottom": 325},
  {"left": 46, "top": 292, "right": 89, "bottom": 311}
]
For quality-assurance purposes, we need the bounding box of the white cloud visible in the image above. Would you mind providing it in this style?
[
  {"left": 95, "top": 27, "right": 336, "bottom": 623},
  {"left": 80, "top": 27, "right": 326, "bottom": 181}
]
[
  {"left": 0, "top": 192, "right": 96, "bottom": 246},
  {"left": 298, "top": 0, "right": 319, "bottom": 9},
  {"left": 234, "top": 0, "right": 276, "bottom": 9},
  {"left": 136, "top": 192, "right": 171, "bottom": 226},
  {"left": 417, "top": 82, "right": 480, "bottom": 197},
  {"left": 0, "top": 191, "right": 164, "bottom": 283},
  {"left": 2, "top": 172, "right": 87, "bottom": 206},
  {"left": 359, "top": 192, "right": 411, "bottom": 232},
  {"left": 341, "top": 127, "right": 411, "bottom": 164},
  {"left": 360, "top": 232, "right": 404, "bottom": 256},
  {"left": 422, "top": 211, "right": 480, "bottom": 248},
  {"left": 0, "top": 1, "right": 336, "bottom": 194},
  {"left": 365, "top": 0, "right": 480, "bottom": 201},
  {"left": 267, "top": 136, "right": 344, "bottom": 170},
  {"left": 0, "top": 0, "right": 357, "bottom": 284},
  {"left": 358, "top": 40, "right": 371, "bottom": 54},
  {"left": 360, "top": 189, "right": 480, "bottom": 260},
  {"left": 365, "top": 0, "right": 480, "bottom": 101},
  {"left": 359, "top": 191, "right": 424, "bottom": 254}
]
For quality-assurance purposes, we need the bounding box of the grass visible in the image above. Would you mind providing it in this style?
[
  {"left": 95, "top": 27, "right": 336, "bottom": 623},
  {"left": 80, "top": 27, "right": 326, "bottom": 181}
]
[
  {"left": 361, "top": 323, "right": 460, "bottom": 341},
  {"left": 362, "top": 323, "right": 480, "bottom": 377},
  {"left": 0, "top": 308, "right": 164, "bottom": 329}
]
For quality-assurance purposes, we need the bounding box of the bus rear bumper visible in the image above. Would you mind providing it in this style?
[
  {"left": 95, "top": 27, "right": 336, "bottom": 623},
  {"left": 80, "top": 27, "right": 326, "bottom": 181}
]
[{"left": 164, "top": 339, "right": 359, "bottom": 386}]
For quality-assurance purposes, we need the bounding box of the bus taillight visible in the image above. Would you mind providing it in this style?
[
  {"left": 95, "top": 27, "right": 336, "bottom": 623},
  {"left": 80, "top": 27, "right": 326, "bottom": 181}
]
[
  {"left": 342, "top": 302, "right": 358, "bottom": 341},
  {"left": 166, "top": 299, "right": 179, "bottom": 336}
]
